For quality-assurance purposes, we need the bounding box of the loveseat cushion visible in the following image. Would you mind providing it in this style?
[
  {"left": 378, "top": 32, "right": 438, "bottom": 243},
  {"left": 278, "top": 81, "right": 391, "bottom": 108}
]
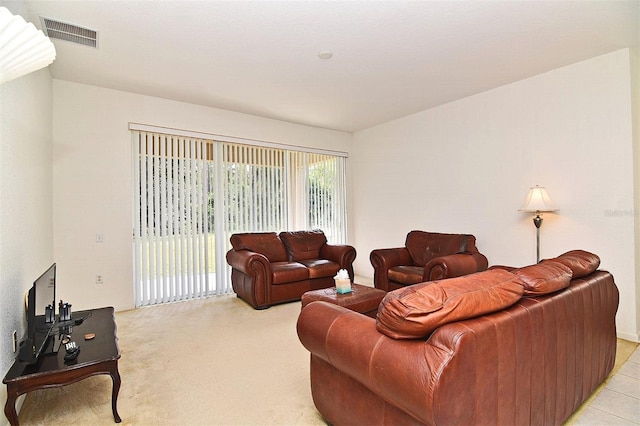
[
  {"left": 280, "top": 230, "right": 327, "bottom": 261},
  {"left": 405, "top": 231, "right": 473, "bottom": 266},
  {"left": 271, "top": 261, "right": 309, "bottom": 284},
  {"left": 376, "top": 269, "right": 524, "bottom": 339},
  {"left": 544, "top": 250, "right": 600, "bottom": 279},
  {"left": 513, "top": 261, "right": 573, "bottom": 296},
  {"left": 298, "top": 259, "right": 341, "bottom": 279},
  {"left": 230, "top": 232, "right": 288, "bottom": 262}
]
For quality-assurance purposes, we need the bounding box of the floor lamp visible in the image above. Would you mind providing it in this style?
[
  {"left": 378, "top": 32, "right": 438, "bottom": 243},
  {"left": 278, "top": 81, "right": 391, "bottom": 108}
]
[{"left": 519, "top": 185, "right": 558, "bottom": 263}]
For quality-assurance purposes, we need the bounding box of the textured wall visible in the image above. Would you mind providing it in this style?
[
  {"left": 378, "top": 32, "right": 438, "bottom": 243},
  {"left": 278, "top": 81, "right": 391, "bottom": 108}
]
[{"left": 0, "top": 67, "right": 54, "bottom": 417}]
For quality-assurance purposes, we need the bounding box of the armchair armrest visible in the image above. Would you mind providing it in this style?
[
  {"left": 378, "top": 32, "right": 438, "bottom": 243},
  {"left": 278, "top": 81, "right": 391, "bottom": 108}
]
[
  {"left": 370, "top": 247, "right": 412, "bottom": 291},
  {"left": 319, "top": 243, "right": 357, "bottom": 281},
  {"left": 297, "top": 301, "right": 440, "bottom": 425},
  {"left": 423, "top": 252, "right": 489, "bottom": 281}
]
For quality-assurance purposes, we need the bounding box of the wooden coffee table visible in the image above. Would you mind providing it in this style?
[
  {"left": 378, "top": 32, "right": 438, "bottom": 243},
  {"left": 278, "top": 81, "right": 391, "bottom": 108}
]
[
  {"left": 3, "top": 307, "right": 121, "bottom": 425},
  {"left": 301, "top": 283, "right": 386, "bottom": 318}
]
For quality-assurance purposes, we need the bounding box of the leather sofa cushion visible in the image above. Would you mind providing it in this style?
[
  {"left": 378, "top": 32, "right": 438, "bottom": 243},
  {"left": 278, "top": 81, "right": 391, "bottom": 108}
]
[
  {"left": 388, "top": 266, "right": 423, "bottom": 285},
  {"left": 229, "top": 232, "right": 288, "bottom": 262},
  {"left": 271, "top": 261, "right": 309, "bottom": 284},
  {"left": 376, "top": 269, "right": 524, "bottom": 339},
  {"left": 513, "top": 261, "right": 573, "bottom": 296},
  {"left": 544, "top": 250, "right": 600, "bottom": 279},
  {"left": 405, "top": 231, "right": 474, "bottom": 266},
  {"left": 280, "top": 230, "right": 327, "bottom": 261},
  {"left": 299, "top": 259, "right": 341, "bottom": 279}
]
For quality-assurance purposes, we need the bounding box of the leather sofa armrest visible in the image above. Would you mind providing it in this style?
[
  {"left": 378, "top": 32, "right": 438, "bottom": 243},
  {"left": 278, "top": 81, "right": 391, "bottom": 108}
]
[
  {"left": 320, "top": 244, "right": 357, "bottom": 281},
  {"left": 423, "top": 252, "right": 489, "bottom": 281},
  {"left": 370, "top": 247, "right": 412, "bottom": 291},
  {"left": 225, "top": 249, "right": 272, "bottom": 276},
  {"left": 297, "top": 301, "right": 440, "bottom": 425}
]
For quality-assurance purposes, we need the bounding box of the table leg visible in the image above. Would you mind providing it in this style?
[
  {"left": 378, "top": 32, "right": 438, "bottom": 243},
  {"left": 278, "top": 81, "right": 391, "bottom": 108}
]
[
  {"left": 110, "top": 364, "right": 122, "bottom": 423},
  {"left": 4, "top": 387, "right": 19, "bottom": 426}
]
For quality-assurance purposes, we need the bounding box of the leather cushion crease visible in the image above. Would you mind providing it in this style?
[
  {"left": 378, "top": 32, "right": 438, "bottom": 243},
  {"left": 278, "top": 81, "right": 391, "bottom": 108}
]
[
  {"left": 513, "top": 261, "right": 573, "bottom": 296},
  {"left": 376, "top": 269, "right": 525, "bottom": 339},
  {"left": 542, "top": 249, "right": 600, "bottom": 278}
]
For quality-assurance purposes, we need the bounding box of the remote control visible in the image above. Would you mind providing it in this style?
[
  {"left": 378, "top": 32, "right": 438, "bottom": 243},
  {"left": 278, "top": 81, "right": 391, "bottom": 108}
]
[{"left": 64, "top": 341, "right": 80, "bottom": 361}]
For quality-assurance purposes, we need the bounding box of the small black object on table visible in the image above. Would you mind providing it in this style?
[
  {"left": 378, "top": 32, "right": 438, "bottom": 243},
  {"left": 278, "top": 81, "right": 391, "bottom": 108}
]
[{"left": 3, "top": 307, "right": 121, "bottom": 425}]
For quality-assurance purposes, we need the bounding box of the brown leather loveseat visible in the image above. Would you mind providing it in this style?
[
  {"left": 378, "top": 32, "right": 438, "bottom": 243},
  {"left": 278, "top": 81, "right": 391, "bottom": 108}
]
[
  {"left": 298, "top": 250, "right": 618, "bottom": 425},
  {"left": 226, "top": 230, "right": 356, "bottom": 309},
  {"left": 370, "top": 230, "right": 489, "bottom": 291}
]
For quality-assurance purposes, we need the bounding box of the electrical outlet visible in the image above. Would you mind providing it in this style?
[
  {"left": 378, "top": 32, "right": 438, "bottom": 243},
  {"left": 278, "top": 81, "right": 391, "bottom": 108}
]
[
  {"left": 12, "top": 330, "right": 17, "bottom": 353},
  {"left": 96, "top": 274, "right": 104, "bottom": 285}
]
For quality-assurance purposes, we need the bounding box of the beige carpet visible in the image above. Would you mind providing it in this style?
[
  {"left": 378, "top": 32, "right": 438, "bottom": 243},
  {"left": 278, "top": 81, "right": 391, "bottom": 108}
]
[
  {"left": 16, "top": 294, "right": 639, "bottom": 425},
  {"left": 18, "top": 295, "right": 326, "bottom": 425}
]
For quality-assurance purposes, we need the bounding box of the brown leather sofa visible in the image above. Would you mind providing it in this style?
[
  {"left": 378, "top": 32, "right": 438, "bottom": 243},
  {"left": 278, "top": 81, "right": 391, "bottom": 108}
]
[
  {"left": 226, "top": 230, "right": 356, "bottom": 309},
  {"left": 370, "top": 230, "right": 489, "bottom": 291},
  {"left": 298, "top": 250, "right": 618, "bottom": 425}
]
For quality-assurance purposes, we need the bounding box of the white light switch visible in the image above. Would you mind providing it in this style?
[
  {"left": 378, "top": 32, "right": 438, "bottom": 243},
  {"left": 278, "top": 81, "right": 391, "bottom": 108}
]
[{"left": 96, "top": 233, "right": 104, "bottom": 243}]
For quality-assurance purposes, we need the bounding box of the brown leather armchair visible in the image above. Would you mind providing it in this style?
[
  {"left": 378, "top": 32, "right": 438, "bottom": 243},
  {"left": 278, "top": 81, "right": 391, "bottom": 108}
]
[{"left": 370, "top": 230, "right": 488, "bottom": 291}]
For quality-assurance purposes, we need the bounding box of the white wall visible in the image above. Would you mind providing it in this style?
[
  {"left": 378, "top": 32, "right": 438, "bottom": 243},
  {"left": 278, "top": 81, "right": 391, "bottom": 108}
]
[
  {"left": 52, "top": 81, "right": 352, "bottom": 312},
  {"left": 0, "top": 66, "right": 54, "bottom": 419},
  {"left": 631, "top": 47, "right": 640, "bottom": 338},
  {"left": 350, "top": 49, "right": 638, "bottom": 341},
  {"left": 50, "top": 50, "right": 639, "bottom": 340}
]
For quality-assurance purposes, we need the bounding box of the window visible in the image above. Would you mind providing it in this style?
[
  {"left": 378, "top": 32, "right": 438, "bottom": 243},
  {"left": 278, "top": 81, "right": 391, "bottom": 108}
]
[{"left": 132, "top": 126, "right": 347, "bottom": 307}]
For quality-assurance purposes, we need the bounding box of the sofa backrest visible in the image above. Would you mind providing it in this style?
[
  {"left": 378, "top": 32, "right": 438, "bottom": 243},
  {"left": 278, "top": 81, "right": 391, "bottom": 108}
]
[
  {"left": 279, "top": 230, "right": 327, "bottom": 261},
  {"left": 405, "top": 230, "right": 476, "bottom": 266},
  {"left": 426, "top": 269, "right": 617, "bottom": 425},
  {"left": 542, "top": 249, "right": 600, "bottom": 278},
  {"left": 229, "top": 232, "right": 288, "bottom": 262},
  {"left": 376, "top": 268, "right": 524, "bottom": 339}
]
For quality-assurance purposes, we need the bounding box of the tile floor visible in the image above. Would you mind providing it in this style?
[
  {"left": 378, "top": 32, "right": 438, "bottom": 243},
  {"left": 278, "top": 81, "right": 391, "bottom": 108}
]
[{"left": 571, "top": 342, "right": 640, "bottom": 425}]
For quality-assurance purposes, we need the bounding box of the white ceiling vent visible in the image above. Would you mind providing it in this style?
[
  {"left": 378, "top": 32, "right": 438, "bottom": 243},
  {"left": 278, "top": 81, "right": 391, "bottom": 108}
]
[{"left": 39, "top": 16, "right": 98, "bottom": 48}]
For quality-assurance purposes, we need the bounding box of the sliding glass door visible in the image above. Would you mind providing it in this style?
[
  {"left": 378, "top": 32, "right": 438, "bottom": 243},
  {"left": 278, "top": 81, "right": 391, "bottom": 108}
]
[{"left": 132, "top": 128, "right": 347, "bottom": 307}]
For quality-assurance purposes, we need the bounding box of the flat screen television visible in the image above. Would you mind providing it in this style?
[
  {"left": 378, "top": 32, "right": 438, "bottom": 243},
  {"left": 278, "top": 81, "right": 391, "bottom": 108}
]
[{"left": 18, "top": 263, "right": 56, "bottom": 364}]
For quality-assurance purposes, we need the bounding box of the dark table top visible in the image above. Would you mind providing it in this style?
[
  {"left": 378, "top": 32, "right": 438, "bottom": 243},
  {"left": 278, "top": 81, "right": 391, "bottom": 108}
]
[{"left": 3, "top": 307, "right": 120, "bottom": 383}]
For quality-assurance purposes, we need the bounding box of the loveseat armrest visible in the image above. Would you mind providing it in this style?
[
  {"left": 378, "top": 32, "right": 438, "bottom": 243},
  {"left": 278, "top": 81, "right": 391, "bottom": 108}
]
[
  {"left": 370, "top": 247, "right": 412, "bottom": 291},
  {"left": 297, "top": 301, "right": 440, "bottom": 425},
  {"left": 319, "top": 244, "right": 357, "bottom": 281},
  {"left": 423, "top": 252, "right": 489, "bottom": 281},
  {"left": 225, "top": 249, "right": 272, "bottom": 277}
]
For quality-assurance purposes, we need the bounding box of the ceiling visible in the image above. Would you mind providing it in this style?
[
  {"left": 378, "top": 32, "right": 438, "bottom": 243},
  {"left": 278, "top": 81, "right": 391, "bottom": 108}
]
[{"left": 13, "top": 0, "right": 640, "bottom": 132}]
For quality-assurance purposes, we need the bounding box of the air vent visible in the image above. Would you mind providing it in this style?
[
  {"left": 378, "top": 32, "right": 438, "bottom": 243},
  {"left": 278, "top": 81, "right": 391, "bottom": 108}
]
[{"left": 39, "top": 16, "right": 98, "bottom": 48}]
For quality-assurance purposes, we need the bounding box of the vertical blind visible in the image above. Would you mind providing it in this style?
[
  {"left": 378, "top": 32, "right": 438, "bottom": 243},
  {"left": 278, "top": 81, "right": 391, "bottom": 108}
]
[{"left": 132, "top": 129, "right": 347, "bottom": 307}]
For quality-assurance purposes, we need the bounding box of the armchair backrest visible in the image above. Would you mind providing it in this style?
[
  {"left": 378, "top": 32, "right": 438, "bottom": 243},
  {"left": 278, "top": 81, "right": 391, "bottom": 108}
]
[{"left": 405, "top": 230, "right": 477, "bottom": 266}]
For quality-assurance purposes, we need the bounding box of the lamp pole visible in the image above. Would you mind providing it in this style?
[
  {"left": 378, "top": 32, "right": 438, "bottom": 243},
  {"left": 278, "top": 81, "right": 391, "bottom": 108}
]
[{"left": 533, "top": 212, "right": 543, "bottom": 263}]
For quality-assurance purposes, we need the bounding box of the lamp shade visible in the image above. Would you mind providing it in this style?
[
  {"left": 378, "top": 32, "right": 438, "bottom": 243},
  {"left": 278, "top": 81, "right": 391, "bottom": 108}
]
[
  {"left": 519, "top": 185, "right": 558, "bottom": 213},
  {"left": 0, "top": 7, "right": 56, "bottom": 85}
]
